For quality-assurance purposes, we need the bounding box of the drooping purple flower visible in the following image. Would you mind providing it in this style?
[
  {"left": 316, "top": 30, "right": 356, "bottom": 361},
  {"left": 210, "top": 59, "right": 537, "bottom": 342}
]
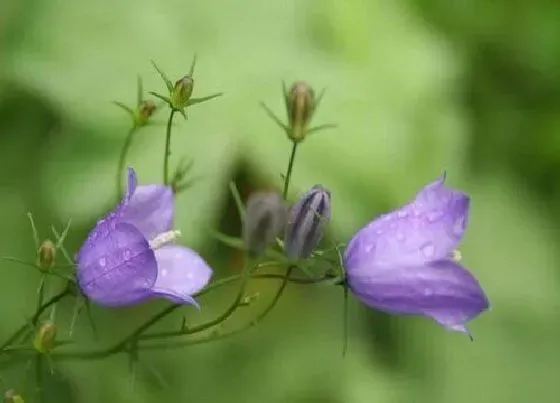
[
  {"left": 76, "top": 167, "right": 212, "bottom": 307},
  {"left": 344, "top": 174, "right": 489, "bottom": 334}
]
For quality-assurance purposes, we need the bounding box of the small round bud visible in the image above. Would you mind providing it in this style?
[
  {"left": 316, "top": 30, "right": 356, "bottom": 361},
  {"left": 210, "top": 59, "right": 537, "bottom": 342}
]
[
  {"left": 136, "top": 100, "right": 157, "bottom": 126},
  {"left": 171, "top": 76, "right": 194, "bottom": 109},
  {"left": 244, "top": 192, "right": 287, "bottom": 258},
  {"left": 287, "top": 81, "right": 316, "bottom": 142},
  {"left": 4, "top": 390, "right": 24, "bottom": 403},
  {"left": 37, "top": 239, "right": 56, "bottom": 272},
  {"left": 284, "top": 185, "right": 331, "bottom": 260},
  {"left": 33, "top": 320, "right": 57, "bottom": 354}
]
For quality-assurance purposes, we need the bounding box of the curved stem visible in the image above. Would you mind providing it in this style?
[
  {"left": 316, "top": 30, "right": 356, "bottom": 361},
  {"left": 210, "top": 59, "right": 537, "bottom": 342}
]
[
  {"left": 0, "top": 286, "right": 72, "bottom": 354},
  {"left": 140, "top": 267, "right": 297, "bottom": 351},
  {"left": 140, "top": 260, "right": 256, "bottom": 341},
  {"left": 116, "top": 126, "right": 138, "bottom": 196},
  {"left": 282, "top": 142, "right": 298, "bottom": 199},
  {"left": 47, "top": 272, "right": 337, "bottom": 360},
  {"left": 163, "top": 109, "right": 177, "bottom": 185}
]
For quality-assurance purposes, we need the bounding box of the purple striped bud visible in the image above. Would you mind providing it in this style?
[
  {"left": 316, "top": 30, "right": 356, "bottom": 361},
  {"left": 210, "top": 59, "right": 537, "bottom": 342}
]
[
  {"left": 284, "top": 185, "right": 331, "bottom": 260},
  {"left": 244, "top": 192, "right": 287, "bottom": 258}
]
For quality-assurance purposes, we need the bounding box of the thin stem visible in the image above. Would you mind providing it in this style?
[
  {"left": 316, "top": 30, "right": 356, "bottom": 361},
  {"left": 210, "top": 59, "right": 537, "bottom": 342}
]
[
  {"left": 47, "top": 273, "right": 337, "bottom": 360},
  {"left": 36, "top": 275, "right": 46, "bottom": 312},
  {"left": 163, "top": 109, "right": 177, "bottom": 185},
  {"left": 0, "top": 286, "right": 72, "bottom": 353},
  {"left": 140, "top": 260, "right": 256, "bottom": 341},
  {"left": 117, "top": 126, "right": 138, "bottom": 196},
  {"left": 282, "top": 142, "right": 298, "bottom": 199},
  {"left": 140, "top": 267, "right": 297, "bottom": 351}
]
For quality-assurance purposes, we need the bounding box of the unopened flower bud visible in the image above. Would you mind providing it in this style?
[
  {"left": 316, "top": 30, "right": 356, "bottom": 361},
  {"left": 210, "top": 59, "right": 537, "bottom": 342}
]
[
  {"left": 244, "top": 192, "right": 287, "bottom": 257},
  {"left": 33, "top": 320, "right": 56, "bottom": 354},
  {"left": 37, "top": 239, "right": 56, "bottom": 272},
  {"left": 136, "top": 100, "right": 157, "bottom": 126},
  {"left": 4, "top": 390, "right": 24, "bottom": 403},
  {"left": 171, "top": 76, "right": 194, "bottom": 110},
  {"left": 284, "top": 185, "right": 331, "bottom": 260},
  {"left": 286, "top": 81, "right": 315, "bottom": 142}
]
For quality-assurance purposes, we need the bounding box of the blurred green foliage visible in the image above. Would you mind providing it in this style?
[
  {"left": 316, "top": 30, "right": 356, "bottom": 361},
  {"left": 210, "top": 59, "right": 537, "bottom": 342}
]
[{"left": 1, "top": 0, "right": 559, "bottom": 402}]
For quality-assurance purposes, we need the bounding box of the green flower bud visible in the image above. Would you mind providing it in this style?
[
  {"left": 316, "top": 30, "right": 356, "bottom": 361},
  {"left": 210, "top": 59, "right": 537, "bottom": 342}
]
[
  {"left": 286, "top": 81, "right": 316, "bottom": 142},
  {"left": 136, "top": 100, "right": 157, "bottom": 126},
  {"left": 171, "top": 76, "right": 194, "bottom": 110},
  {"left": 37, "top": 239, "right": 56, "bottom": 272},
  {"left": 33, "top": 320, "right": 56, "bottom": 354},
  {"left": 4, "top": 390, "right": 24, "bottom": 403}
]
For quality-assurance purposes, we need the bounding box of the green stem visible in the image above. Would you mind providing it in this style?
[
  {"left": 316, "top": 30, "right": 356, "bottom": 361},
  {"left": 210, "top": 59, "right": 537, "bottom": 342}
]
[
  {"left": 163, "top": 109, "right": 177, "bottom": 185},
  {"left": 47, "top": 273, "right": 337, "bottom": 360},
  {"left": 140, "top": 267, "right": 297, "bottom": 351},
  {"left": 140, "top": 260, "right": 256, "bottom": 341},
  {"left": 0, "top": 286, "right": 72, "bottom": 354},
  {"left": 117, "top": 126, "right": 138, "bottom": 196},
  {"left": 282, "top": 142, "right": 298, "bottom": 199}
]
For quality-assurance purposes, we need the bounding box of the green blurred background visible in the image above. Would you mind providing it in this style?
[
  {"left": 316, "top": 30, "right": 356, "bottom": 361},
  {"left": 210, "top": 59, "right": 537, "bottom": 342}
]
[{"left": 1, "top": 0, "right": 560, "bottom": 401}]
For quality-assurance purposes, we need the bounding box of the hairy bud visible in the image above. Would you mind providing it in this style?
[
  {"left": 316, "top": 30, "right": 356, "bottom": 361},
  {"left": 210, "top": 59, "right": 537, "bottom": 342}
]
[
  {"left": 286, "top": 81, "right": 316, "bottom": 142},
  {"left": 37, "top": 239, "right": 56, "bottom": 272},
  {"left": 284, "top": 185, "right": 331, "bottom": 260},
  {"left": 33, "top": 320, "right": 57, "bottom": 354},
  {"left": 136, "top": 100, "right": 157, "bottom": 126},
  {"left": 171, "top": 76, "right": 194, "bottom": 110},
  {"left": 244, "top": 192, "right": 287, "bottom": 257},
  {"left": 3, "top": 390, "right": 24, "bottom": 403}
]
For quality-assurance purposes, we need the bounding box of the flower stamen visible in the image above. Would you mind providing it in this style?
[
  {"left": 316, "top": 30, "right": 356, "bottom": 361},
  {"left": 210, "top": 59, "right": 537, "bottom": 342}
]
[
  {"left": 451, "top": 249, "right": 462, "bottom": 263},
  {"left": 149, "top": 230, "right": 182, "bottom": 249}
]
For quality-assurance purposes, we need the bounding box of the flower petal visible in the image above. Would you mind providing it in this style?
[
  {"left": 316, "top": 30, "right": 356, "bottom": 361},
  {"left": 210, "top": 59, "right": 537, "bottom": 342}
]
[
  {"left": 150, "top": 245, "right": 213, "bottom": 305},
  {"left": 125, "top": 167, "right": 138, "bottom": 201},
  {"left": 348, "top": 259, "right": 489, "bottom": 333},
  {"left": 119, "top": 184, "right": 174, "bottom": 240},
  {"left": 76, "top": 220, "right": 157, "bottom": 306},
  {"left": 344, "top": 175, "right": 470, "bottom": 268}
]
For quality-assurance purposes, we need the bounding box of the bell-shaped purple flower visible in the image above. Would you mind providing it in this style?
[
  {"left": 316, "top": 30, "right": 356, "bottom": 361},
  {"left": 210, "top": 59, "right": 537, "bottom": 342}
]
[
  {"left": 344, "top": 174, "right": 489, "bottom": 334},
  {"left": 76, "top": 168, "right": 212, "bottom": 307}
]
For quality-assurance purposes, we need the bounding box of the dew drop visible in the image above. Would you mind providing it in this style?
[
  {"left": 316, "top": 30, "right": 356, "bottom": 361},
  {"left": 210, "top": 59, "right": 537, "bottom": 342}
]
[
  {"left": 422, "top": 244, "right": 435, "bottom": 258},
  {"left": 364, "top": 244, "right": 373, "bottom": 253},
  {"left": 427, "top": 211, "right": 443, "bottom": 222},
  {"left": 397, "top": 210, "right": 408, "bottom": 219},
  {"left": 98, "top": 257, "right": 107, "bottom": 268},
  {"left": 123, "top": 249, "right": 131, "bottom": 260}
]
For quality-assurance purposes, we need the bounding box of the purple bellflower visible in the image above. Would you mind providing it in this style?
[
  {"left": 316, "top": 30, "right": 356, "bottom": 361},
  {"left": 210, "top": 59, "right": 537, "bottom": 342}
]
[
  {"left": 76, "top": 168, "right": 212, "bottom": 307},
  {"left": 344, "top": 174, "right": 489, "bottom": 334}
]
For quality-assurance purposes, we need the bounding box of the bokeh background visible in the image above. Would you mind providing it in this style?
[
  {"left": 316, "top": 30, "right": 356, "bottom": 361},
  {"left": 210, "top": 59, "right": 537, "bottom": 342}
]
[{"left": 1, "top": 0, "right": 560, "bottom": 402}]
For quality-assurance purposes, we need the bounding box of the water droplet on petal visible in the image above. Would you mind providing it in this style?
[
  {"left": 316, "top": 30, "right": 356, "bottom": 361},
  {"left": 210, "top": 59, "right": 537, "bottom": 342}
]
[
  {"left": 427, "top": 211, "right": 443, "bottom": 222},
  {"left": 123, "top": 249, "right": 131, "bottom": 260},
  {"left": 397, "top": 210, "right": 408, "bottom": 219},
  {"left": 376, "top": 229, "right": 383, "bottom": 235},
  {"left": 364, "top": 244, "right": 373, "bottom": 253},
  {"left": 422, "top": 244, "right": 435, "bottom": 258},
  {"left": 98, "top": 257, "right": 107, "bottom": 267}
]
